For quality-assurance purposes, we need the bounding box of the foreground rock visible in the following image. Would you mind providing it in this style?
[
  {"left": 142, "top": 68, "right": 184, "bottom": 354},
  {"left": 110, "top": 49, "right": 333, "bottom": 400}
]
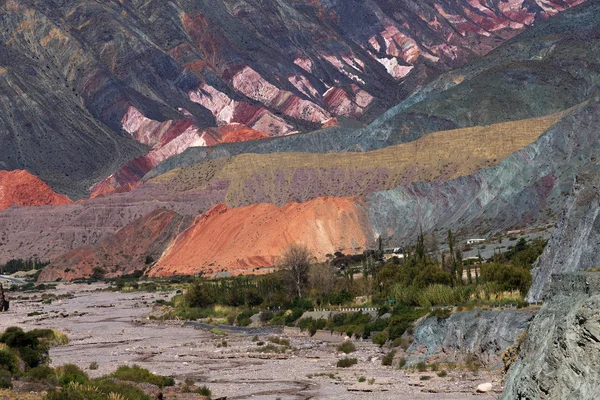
[
  {"left": 408, "top": 308, "right": 536, "bottom": 367},
  {"left": 477, "top": 382, "right": 493, "bottom": 393},
  {"left": 528, "top": 163, "right": 600, "bottom": 302},
  {"left": 502, "top": 273, "right": 600, "bottom": 399}
]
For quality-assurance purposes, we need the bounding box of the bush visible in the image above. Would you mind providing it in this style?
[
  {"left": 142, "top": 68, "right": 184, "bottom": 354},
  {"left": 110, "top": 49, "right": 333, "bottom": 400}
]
[
  {"left": 336, "top": 357, "right": 357, "bottom": 368},
  {"left": 416, "top": 361, "right": 427, "bottom": 372},
  {"left": 46, "top": 379, "right": 152, "bottom": 400},
  {"left": 26, "top": 365, "right": 56, "bottom": 383},
  {"left": 0, "top": 350, "right": 18, "bottom": 374},
  {"left": 94, "top": 379, "right": 153, "bottom": 400},
  {"left": 358, "top": 376, "right": 366, "bottom": 382},
  {"left": 236, "top": 309, "right": 255, "bottom": 327},
  {"left": 372, "top": 332, "right": 388, "bottom": 347},
  {"left": 437, "top": 370, "right": 448, "bottom": 377},
  {"left": 185, "top": 282, "right": 216, "bottom": 308},
  {"left": 268, "top": 337, "right": 290, "bottom": 347},
  {"left": 89, "top": 361, "right": 99, "bottom": 370},
  {"left": 382, "top": 350, "right": 396, "bottom": 366},
  {"left": 111, "top": 365, "right": 174, "bottom": 388},
  {"left": 285, "top": 308, "right": 304, "bottom": 325},
  {"left": 397, "top": 358, "right": 407, "bottom": 369},
  {"left": 336, "top": 341, "right": 356, "bottom": 354},
  {"left": 259, "top": 311, "right": 274, "bottom": 323},
  {"left": 392, "top": 337, "right": 411, "bottom": 350},
  {"left": 0, "top": 369, "right": 11, "bottom": 389},
  {"left": 195, "top": 385, "right": 212, "bottom": 397},
  {"left": 57, "top": 364, "right": 89, "bottom": 386}
]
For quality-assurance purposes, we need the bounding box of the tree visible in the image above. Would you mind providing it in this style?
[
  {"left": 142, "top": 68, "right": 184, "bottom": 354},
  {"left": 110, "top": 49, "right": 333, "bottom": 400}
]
[
  {"left": 308, "top": 263, "right": 336, "bottom": 304},
  {"left": 281, "top": 244, "right": 312, "bottom": 298},
  {"left": 415, "top": 228, "right": 425, "bottom": 262}
]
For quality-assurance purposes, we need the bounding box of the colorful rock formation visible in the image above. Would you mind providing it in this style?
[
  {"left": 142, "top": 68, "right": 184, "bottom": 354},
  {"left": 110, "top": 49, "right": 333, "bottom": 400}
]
[
  {"left": 150, "top": 197, "right": 372, "bottom": 276},
  {"left": 39, "top": 209, "right": 190, "bottom": 281},
  {"left": 0, "top": 170, "right": 72, "bottom": 210}
]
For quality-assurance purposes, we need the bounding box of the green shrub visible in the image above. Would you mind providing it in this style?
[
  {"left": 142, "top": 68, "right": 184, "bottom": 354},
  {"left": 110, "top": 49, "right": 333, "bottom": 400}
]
[
  {"left": 382, "top": 350, "right": 396, "bottom": 366},
  {"left": 397, "top": 358, "right": 407, "bottom": 369},
  {"left": 89, "top": 361, "right": 99, "bottom": 370},
  {"left": 26, "top": 365, "right": 56, "bottom": 383},
  {"left": 0, "top": 369, "right": 11, "bottom": 389},
  {"left": 372, "top": 332, "right": 388, "bottom": 347},
  {"left": 0, "top": 350, "right": 18, "bottom": 374},
  {"left": 285, "top": 308, "right": 304, "bottom": 325},
  {"left": 358, "top": 376, "right": 366, "bottom": 382},
  {"left": 416, "top": 361, "right": 427, "bottom": 372},
  {"left": 259, "top": 311, "right": 274, "bottom": 323},
  {"left": 195, "top": 385, "right": 212, "bottom": 397},
  {"left": 236, "top": 309, "right": 255, "bottom": 327},
  {"left": 336, "top": 357, "right": 357, "bottom": 368},
  {"left": 437, "top": 370, "right": 448, "bottom": 377},
  {"left": 420, "top": 375, "right": 431, "bottom": 381},
  {"left": 57, "top": 364, "right": 89, "bottom": 386},
  {"left": 336, "top": 341, "right": 356, "bottom": 354},
  {"left": 268, "top": 337, "right": 290, "bottom": 347},
  {"left": 93, "top": 378, "right": 153, "bottom": 400},
  {"left": 110, "top": 365, "right": 174, "bottom": 388},
  {"left": 185, "top": 282, "right": 216, "bottom": 308},
  {"left": 392, "top": 337, "right": 412, "bottom": 350}
]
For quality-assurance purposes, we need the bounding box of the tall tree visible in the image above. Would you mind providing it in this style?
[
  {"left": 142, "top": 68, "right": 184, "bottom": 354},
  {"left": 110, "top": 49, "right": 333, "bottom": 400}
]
[
  {"left": 281, "top": 244, "right": 312, "bottom": 298},
  {"left": 415, "top": 227, "right": 426, "bottom": 262}
]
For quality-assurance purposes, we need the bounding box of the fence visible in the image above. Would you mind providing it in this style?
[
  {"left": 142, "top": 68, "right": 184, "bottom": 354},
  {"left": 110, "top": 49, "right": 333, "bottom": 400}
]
[{"left": 312, "top": 307, "right": 380, "bottom": 313}]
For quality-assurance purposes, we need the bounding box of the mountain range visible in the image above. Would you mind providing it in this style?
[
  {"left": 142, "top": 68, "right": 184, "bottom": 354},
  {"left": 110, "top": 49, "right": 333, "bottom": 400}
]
[{"left": 0, "top": 0, "right": 598, "bottom": 290}]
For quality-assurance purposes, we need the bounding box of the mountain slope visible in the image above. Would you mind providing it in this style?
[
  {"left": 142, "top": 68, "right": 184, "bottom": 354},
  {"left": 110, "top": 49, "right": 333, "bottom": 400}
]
[
  {"left": 39, "top": 209, "right": 191, "bottom": 281},
  {"left": 150, "top": 197, "right": 372, "bottom": 277},
  {"left": 149, "top": 0, "right": 596, "bottom": 178},
  {"left": 0, "top": 170, "right": 72, "bottom": 210},
  {"left": 527, "top": 163, "right": 600, "bottom": 302},
  {"left": 0, "top": 0, "right": 583, "bottom": 198},
  {"left": 1, "top": 109, "right": 564, "bottom": 266}
]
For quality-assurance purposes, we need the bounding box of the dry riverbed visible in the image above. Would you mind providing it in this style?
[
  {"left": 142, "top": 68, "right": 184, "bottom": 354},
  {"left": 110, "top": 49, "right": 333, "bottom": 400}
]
[{"left": 0, "top": 283, "right": 502, "bottom": 399}]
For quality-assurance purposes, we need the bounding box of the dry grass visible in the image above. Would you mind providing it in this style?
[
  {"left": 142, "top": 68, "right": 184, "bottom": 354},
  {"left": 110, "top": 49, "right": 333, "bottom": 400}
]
[{"left": 152, "top": 111, "right": 566, "bottom": 205}]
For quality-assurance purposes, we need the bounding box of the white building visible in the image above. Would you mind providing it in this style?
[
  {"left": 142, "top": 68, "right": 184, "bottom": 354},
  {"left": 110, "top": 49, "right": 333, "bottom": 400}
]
[{"left": 466, "top": 238, "right": 486, "bottom": 245}]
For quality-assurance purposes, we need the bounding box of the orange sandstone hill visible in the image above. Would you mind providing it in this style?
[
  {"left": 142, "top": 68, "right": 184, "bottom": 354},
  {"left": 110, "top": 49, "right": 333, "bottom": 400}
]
[
  {"left": 150, "top": 197, "right": 373, "bottom": 277},
  {"left": 39, "top": 209, "right": 191, "bottom": 282},
  {"left": 0, "top": 170, "right": 72, "bottom": 210}
]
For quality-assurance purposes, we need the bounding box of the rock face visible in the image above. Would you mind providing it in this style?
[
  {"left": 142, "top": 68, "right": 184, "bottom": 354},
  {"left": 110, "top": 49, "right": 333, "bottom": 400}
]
[
  {"left": 408, "top": 309, "right": 536, "bottom": 367},
  {"left": 365, "top": 93, "right": 600, "bottom": 244},
  {"left": 39, "top": 209, "right": 191, "bottom": 281},
  {"left": 0, "top": 0, "right": 583, "bottom": 198},
  {"left": 89, "top": 120, "right": 268, "bottom": 198},
  {"left": 502, "top": 273, "right": 600, "bottom": 400},
  {"left": 149, "top": 0, "right": 598, "bottom": 179},
  {"left": 0, "top": 170, "right": 72, "bottom": 210},
  {"left": 150, "top": 197, "right": 372, "bottom": 276},
  {"left": 527, "top": 163, "right": 600, "bottom": 302}
]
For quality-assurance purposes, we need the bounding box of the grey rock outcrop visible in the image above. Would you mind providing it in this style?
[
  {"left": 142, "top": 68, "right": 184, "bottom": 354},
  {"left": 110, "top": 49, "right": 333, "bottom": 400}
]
[
  {"left": 528, "top": 163, "right": 600, "bottom": 302},
  {"left": 407, "top": 309, "right": 535, "bottom": 367},
  {"left": 502, "top": 273, "right": 600, "bottom": 400}
]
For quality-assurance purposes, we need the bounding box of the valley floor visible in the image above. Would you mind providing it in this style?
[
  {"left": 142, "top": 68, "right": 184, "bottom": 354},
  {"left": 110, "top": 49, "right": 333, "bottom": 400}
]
[{"left": 0, "top": 284, "right": 501, "bottom": 399}]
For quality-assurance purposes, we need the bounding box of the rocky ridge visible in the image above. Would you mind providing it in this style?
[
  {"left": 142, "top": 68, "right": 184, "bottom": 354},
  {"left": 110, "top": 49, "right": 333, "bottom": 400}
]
[
  {"left": 0, "top": 0, "right": 584, "bottom": 198},
  {"left": 502, "top": 273, "right": 600, "bottom": 399},
  {"left": 408, "top": 308, "right": 536, "bottom": 367},
  {"left": 527, "top": 163, "right": 600, "bottom": 302}
]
